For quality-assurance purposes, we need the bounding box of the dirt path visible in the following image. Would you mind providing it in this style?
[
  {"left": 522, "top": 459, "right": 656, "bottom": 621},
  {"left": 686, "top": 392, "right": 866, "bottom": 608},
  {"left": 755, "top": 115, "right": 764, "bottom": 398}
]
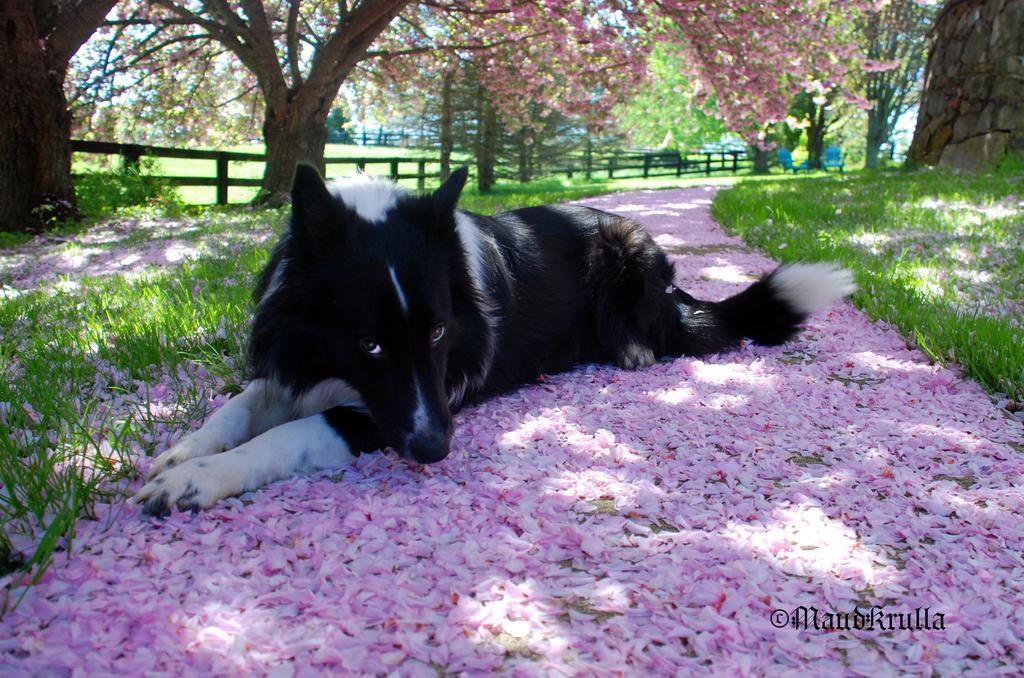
[{"left": 3, "top": 187, "right": 1023, "bottom": 674}]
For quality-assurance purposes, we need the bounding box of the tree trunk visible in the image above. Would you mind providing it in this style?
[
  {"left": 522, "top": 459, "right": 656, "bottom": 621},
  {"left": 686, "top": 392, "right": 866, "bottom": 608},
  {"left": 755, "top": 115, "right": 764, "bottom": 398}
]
[
  {"left": 439, "top": 71, "right": 454, "bottom": 181},
  {"left": 1, "top": 11, "right": 76, "bottom": 231},
  {"left": 517, "top": 132, "right": 530, "bottom": 183},
  {"left": 751, "top": 145, "right": 772, "bottom": 173},
  {"left": 584, "top": 133, "right": 593, "bottom": 180},
  {"left": 258, "top": 95, "right": 332, "bottom": 204},
  {"left": 805, "top": 103, "right": 827, "bottom": 168},
  {"left": 908, "top": 0, "right": 1024, "bottom": 169},
  {"left": 477, "top": 95, "right": 497, "bottom": 193},
  {"left": 865, "top": 106, "right": 889, "bottom": 169}
]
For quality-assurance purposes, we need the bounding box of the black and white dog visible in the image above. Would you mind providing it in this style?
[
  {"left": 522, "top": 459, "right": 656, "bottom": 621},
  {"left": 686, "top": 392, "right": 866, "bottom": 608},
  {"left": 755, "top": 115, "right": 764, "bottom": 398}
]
[{"left": 134, "top": 166, "right": 854, "bottom": 516}]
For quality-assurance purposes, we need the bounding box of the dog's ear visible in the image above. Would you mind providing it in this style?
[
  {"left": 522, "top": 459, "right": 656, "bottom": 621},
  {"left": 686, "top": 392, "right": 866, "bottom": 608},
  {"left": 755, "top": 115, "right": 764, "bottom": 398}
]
[
  {"left": 290, "top": 164, "right": 337, "bottom": 250},
  {"left": 433, "top": 167, "right": 468, "bottom": 213}
]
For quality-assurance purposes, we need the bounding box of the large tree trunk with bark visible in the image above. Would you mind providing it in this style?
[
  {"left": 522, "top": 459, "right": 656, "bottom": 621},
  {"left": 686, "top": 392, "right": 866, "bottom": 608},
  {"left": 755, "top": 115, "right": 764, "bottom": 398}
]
[
  {"left": 908, "top": 0, "right": 1024, "bottom": 169},
  {"left": 0, "top": 0, "right": 116, "bottom": 232},
  {"left": 259, "top": 94, "right": 333, "bottom": 204},
  {"left": 0, "top": 36, "right": 76, "bottom": 231}
]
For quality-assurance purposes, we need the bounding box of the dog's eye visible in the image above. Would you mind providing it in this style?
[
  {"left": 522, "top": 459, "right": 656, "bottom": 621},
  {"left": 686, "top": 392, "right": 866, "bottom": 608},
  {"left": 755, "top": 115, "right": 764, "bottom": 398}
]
[
  {"left": 359, "top": 338, "right": 383, "bottom": 356},
  {"left": 430, "top": 325, "right": 445, "bottom": 344}
]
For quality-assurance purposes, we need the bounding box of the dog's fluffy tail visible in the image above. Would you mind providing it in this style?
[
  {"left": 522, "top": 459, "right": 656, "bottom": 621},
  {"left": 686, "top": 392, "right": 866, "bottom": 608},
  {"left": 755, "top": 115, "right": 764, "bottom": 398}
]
[{"left": 670, "top": 263, "right": 856, "bottom": 356}]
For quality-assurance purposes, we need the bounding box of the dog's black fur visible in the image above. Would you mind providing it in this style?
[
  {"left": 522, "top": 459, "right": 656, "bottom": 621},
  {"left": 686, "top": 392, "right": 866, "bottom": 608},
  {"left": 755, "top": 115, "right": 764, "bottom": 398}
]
[{"left": 250, "top": 166, "right": 840, "bottom": 463}]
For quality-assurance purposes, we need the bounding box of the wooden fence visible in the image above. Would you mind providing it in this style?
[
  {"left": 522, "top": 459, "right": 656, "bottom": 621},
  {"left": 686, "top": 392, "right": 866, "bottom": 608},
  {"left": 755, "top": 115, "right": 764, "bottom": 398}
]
[
  {"left": 70, "top": 140, "right": 438, "bottom": 205},
  {"left": 71, "top": 140, "right": 753, "bottom": 206},
  {"left": 554, "top": 150, "right": 751, "bottom": 179},
  {"left": 349, "top": 127, "right": 434, "bottom": 148}
]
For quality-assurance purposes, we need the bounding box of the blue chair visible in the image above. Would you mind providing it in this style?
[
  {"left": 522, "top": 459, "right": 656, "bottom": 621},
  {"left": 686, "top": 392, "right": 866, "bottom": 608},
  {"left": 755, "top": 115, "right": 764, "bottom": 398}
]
[
  {"left": 778, "top": 148, "right": 810, "bottom": 173},
  {"left": 823, "top": 146, "right": 845, "bottom": 172}
]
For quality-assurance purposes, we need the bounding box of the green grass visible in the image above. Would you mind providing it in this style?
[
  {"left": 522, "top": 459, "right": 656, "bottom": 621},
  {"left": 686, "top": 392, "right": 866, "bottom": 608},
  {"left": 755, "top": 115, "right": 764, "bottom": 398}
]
[
  {"left": 712, "top": 158, "right": 1024, "bottom": 401},
  {"left": 0, "top": 213, "right": 279, "bottom": 605}
]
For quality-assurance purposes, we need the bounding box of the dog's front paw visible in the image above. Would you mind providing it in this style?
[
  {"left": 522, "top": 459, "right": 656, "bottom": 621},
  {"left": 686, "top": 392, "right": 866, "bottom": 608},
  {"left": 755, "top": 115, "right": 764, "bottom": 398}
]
[
  {"left": 133, "top": 457, "right": 237, "bottom": 517},
  {"left": 146, "top": 435, "right": 225, "bottom": 481},
  {"left": 618, "top": 342, "right": 656, "bottom": 370}
]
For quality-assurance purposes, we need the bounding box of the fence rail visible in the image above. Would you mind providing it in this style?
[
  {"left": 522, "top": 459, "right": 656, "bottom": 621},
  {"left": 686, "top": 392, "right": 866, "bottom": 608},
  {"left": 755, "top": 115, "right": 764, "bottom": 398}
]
[
  {"left": 554, "top": 150, "right": 751, "bottom": 179},
  {"left": 70, "top": 140, "right": 438, "bottom": 205},
  {"left": 349, "top": 127, "right": 434, "bottom": 148},
  {"left": 71, "top": 140, "right": 753, "bottom": 206}
]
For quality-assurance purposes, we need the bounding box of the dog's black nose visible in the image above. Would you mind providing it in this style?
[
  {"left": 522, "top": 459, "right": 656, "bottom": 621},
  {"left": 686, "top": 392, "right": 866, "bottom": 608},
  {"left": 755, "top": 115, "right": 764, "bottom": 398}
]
[{"left": 406, "top": 430, "right": 451, "bottom": 464}]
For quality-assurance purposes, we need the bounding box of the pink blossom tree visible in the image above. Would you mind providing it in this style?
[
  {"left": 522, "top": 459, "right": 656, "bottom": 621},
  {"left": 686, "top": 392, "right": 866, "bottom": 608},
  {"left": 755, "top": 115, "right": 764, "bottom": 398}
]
[
  {"left": 358, "top": 1, "right": 650, "bottom": 189},
  {"left": 22, "top": 0, "right": 893, "bottom": 226},
  {"left": 654, "top": 1, "right": 865, "bottom": 143},
  {"left": 3, "top": 0, "right": 884, "bottom": 229},
  {"left": 136, "top": 0, "right": 409, "bottom": 204},
  {"left": 616, "top": 42, "right": 729, "bottom": 152},
  {"left": 88, "top": 1, "right": 876, "bottom": 201},
  {"left": 356, "top": 1, "right": 881, "bottom": 182}
]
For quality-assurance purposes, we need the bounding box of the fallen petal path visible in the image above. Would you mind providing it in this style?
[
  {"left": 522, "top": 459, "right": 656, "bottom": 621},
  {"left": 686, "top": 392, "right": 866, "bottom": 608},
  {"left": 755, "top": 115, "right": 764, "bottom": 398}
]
[{"left": 3, "top": 187, "right": 1023, "bottom": 674}]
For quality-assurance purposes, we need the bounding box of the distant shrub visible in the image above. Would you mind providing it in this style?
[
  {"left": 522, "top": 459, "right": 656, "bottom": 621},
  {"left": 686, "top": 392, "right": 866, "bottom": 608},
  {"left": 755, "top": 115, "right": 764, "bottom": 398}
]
[
  {"left": 0, "top": 231, "right": 35, "bottom": 249},
  {"left": 74, "top": 159, "right": 181, "bottom": 218}
]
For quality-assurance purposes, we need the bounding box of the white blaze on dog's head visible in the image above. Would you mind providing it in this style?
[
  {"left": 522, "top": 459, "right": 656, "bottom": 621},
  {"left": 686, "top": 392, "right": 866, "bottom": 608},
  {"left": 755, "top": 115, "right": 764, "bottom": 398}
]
[
  {"left": 388, "top": 264, "right": 409, "bottom": 314},
  {"left": 324, "top": 173, "right": 413, "bottom": 316},
  {"left": 326, "top": 173, "right": 405, "bottom": 223}
]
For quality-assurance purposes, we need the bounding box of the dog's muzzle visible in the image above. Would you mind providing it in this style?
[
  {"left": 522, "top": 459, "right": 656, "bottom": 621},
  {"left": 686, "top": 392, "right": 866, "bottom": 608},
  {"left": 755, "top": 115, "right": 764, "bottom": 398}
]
[{"left": 402, "top": 428, "right": 451, "bottom": 464}]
